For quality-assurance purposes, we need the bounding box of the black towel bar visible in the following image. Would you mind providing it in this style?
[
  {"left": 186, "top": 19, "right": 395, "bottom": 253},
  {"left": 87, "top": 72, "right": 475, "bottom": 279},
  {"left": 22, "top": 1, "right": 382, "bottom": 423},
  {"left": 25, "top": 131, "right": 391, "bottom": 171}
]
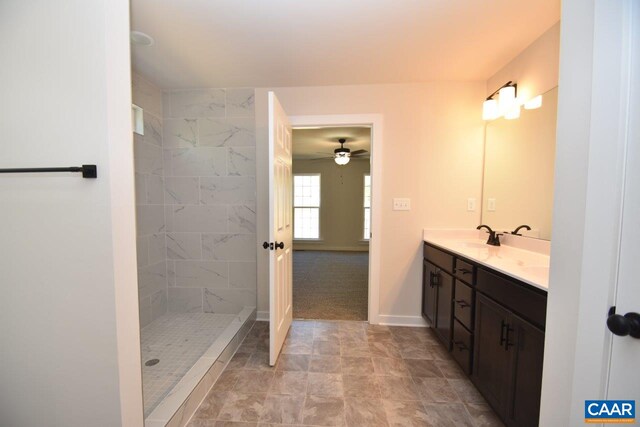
[{"left": 0, "top": 164, "right": 97, "bottom": 178}]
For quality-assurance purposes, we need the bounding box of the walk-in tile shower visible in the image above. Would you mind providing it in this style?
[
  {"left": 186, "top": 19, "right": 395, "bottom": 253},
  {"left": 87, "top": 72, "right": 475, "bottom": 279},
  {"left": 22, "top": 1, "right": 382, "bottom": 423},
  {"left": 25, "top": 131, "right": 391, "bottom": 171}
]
[{"left": 132, "top": 73, "right": 257, "bottom": 423}]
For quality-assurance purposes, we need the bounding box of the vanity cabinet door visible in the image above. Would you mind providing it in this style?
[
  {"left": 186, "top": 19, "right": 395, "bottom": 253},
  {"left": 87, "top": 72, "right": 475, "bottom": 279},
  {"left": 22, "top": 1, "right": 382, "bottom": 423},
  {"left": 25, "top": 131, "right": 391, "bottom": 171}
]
[
  {"left": 472, "top": 293, "right": 511, "bottom": 418},
  {"left": 435, "top": 270, "right": 454, "bottom": 349},
  {"left": 507, "top": 314, "right": 545, "bottom": 427},
  {"left": 422, "top": 260, "right": 438, "bottom": 325}
]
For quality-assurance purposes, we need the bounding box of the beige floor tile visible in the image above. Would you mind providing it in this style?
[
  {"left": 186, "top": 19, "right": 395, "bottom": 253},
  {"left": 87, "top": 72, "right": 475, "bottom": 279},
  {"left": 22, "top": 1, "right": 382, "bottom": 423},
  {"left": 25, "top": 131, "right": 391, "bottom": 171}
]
[
  {"left": 422, "top": 402, "right": 475, "bottom": 426},
  {"left": 433, "top": 359, "right": 466, "bottom": 379},
  {"left": 344, "top": 397, "right": 389, "bottom": 427},
  {"left": 268, "top": 371, "right": 308, "bottom": 395},
  {"left": 275, "top": 354, "right": 310, "bottom": 372},
  {"left": 302, "top": 395, "right": 346, "bottom": 426},
  {"left": 212, "top": 370, "right": 241, "bottom": 391},
  {"left": 192, "top": 391, "right": 230, "bottom": 420},
  {"left": 244, "top": 352, "right": 276, "bottom": 371},
  {"left": 343, "top": 375, "right": 381, "bottom": 398},
  {"left": 377, "top": 376, "right": 421, "bottom": 401},
  {"left": 464, "top": 402, "right": 505, "bottom": 427},
  {"left": 217, "top": 392, "right": 266, "bottom": 422},
  {"left": 413, "top": 377, "right": 460, "bottom": 403},
  {"left": 382, "top": 399, "right": 430, "bottom": 427},
  {"left": 405, "top": 359, "right": 445, "bottom": 378},
  {"left": 313, "top": 340, "right": 341, "bottom": 356},
  {"left": 369, "top": 341, "right": 403, "bottom": 359},
  {"left": 341, "top": 356, "right": 374, "bottom": 375},
  {"left": 307, "top": 372, "right": 344, "bottom": 397},
  {"left": 372, "top": 357, "right": 411, "bottom": 377},
  {"left": 309, "top": 355, "right": 342, "bottom": 374},
  {"left": 227, "top": 353, "right": 251, "bottom": 370},
  {"left": 259, "top": 394, "right": 305, "bottom": 424},
  {"left": 449, "top": 379, "right": 487, "bottom": 404},
  {"left": 233, "top": 371, "right": 274, "bottom": 393}
]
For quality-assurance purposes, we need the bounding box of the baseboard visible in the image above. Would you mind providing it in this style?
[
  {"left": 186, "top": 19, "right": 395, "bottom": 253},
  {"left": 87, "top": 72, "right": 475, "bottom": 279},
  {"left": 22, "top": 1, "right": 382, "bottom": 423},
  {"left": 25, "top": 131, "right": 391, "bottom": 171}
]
[
  {"left": 377, "top": 314, "right": 429, "bottom": 327},
  {"left": 256, "top": 310, "right": 269, "bottom": 321}
]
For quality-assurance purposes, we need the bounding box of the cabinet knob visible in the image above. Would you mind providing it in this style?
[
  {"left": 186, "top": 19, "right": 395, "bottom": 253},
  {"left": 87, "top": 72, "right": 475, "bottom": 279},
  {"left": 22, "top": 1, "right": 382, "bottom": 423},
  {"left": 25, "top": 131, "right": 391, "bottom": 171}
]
[{"left": 607, "top": 306, "right": 640, "bottom": 339}]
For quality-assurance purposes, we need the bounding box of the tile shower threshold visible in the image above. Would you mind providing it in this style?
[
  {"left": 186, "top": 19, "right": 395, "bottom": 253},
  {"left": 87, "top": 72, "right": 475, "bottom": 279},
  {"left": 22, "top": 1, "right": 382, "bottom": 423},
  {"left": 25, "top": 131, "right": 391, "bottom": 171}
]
[{"left": 144, "top": 306, "right": 256, "bottom": 427}]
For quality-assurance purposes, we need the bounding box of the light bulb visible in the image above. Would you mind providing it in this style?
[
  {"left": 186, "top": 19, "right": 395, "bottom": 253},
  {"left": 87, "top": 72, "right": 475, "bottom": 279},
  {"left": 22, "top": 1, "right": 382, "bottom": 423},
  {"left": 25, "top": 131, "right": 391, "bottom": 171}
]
[
  {"left": 482, "top": 99, "right": 499, "bottom": 120},
  {"left": 499, "top": 85, "right": 516, "bottom": 114},
  {"left": 334, "top": 154, "right": 350, "bottom": 165}
]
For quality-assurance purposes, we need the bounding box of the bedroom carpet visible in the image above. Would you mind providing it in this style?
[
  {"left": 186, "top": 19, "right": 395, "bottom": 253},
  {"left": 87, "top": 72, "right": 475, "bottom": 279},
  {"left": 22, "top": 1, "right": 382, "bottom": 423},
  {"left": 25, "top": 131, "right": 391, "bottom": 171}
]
[{"left": 293, "top": 250, "right": 369, "bottom": 321}]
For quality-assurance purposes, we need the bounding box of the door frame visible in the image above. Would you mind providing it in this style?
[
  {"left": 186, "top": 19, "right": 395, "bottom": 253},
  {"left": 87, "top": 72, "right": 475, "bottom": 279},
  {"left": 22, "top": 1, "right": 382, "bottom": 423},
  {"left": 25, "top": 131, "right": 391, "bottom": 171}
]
[{"left": 286, "top": 114, "right": 383, "bottom": 324}]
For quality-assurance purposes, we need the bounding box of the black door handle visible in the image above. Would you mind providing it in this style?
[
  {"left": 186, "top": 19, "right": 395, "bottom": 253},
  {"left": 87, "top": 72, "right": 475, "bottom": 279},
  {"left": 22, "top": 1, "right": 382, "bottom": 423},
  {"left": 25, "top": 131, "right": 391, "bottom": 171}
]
[
  {"left": 499, "top": 320, "right": 507, "bottom": 347},
  {"left": 455, "top": 299, "right": 470, "bottom": 308},
  {"left": 274, "top": 241, "right": 284, "bottom": 250},
  {"left": 607, "top": 306, "right": 640, "bottom": 339}
]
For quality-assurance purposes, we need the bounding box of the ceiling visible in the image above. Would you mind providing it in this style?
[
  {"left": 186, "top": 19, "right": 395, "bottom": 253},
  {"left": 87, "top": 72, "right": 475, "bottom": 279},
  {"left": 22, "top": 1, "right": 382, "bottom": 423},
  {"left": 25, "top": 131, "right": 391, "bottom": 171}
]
[
  {"left": 292, "top": 127, "right": 371, "bottom": 160},
  {"left": 130, "top": 0, "right": 560, "bottom": 89}
]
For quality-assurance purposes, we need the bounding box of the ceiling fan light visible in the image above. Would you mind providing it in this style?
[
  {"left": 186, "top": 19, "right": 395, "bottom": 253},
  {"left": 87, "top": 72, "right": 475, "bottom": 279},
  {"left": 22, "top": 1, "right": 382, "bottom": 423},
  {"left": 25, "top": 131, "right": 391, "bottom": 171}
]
[{"left": 334, "top": 153, "right": 350, "bottom": 165}]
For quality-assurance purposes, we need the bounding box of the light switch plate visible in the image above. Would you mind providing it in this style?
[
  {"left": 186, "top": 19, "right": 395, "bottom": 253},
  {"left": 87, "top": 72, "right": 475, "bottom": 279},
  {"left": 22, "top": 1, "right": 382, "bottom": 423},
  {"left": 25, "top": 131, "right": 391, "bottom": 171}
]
[
  {"left": 467, "top": 198, "right": 476, "bottom": 211},
  {"left": 393, "top": 198, "right": 411, "bottom": 211},
  {"left": 487, "top": 198, "right": 496, "bottom": 211}
]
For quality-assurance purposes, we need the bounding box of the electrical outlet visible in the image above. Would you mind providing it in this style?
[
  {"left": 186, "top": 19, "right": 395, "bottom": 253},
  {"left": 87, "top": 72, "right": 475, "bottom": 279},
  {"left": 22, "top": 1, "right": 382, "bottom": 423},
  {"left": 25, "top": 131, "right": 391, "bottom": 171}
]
[
  {"left": 393, "top": 198, "right": 411, "bottom": 211},
  {"left": 488, "top": 198, "right": 496, "bottom": 211},
  {"left": 467, "top": 198, "right": 476, "bottom": 211}
]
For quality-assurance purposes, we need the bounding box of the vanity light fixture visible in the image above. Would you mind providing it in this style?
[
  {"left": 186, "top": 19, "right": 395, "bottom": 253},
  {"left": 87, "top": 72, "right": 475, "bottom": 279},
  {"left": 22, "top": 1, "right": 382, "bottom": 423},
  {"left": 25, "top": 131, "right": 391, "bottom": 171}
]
[
  {"left": 524, "top": 95, "right": 543, "bottom": 110},
  {"left": 482, "top": 81, "right": 518, "bottom": 121}
]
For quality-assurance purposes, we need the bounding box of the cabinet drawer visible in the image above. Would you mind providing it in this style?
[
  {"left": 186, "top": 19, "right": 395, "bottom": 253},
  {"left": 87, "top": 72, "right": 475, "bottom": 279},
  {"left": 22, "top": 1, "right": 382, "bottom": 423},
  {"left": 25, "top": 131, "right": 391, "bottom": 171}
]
[
  {"left": 477, "top": 268, "right": 547, "bottom": 329},
  {"left": 452, "top": 319, "right": 473, "bottom": 375},
  {"left": 454, "top": 281, "right": 474, "bottom": 330},
  {"left": 424, "top": 243, "right": 454, "bottom": 273},
  {"left": 454, "top": 258, "right": 475, "bottom": 285}
]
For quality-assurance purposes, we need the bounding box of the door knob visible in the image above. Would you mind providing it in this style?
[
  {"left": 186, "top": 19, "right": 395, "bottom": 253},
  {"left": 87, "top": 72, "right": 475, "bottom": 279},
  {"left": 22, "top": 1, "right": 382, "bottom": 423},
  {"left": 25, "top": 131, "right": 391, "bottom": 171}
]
[
  {"left": 274, "top": 241, "right": 284, "bottom": 250},
  {"left": 262, "top": 241, "right": 273, "bottom": 250},
  {"left": 607, "top": 306, "right": 640, "bottom": 339}
]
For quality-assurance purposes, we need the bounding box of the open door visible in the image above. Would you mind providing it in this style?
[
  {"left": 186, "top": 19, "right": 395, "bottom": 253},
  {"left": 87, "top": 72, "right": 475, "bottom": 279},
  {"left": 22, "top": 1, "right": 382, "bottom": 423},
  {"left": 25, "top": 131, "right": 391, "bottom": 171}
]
[{"left": 267, "top": 92, "right": 293, "bottom": 366}]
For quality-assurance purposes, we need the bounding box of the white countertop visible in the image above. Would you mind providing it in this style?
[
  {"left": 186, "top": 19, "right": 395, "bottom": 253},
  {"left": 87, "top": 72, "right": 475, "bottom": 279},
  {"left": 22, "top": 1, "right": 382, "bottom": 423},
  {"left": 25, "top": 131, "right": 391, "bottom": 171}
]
[{"left": 423, "top": 229, "right": 550, "bottom": 291}]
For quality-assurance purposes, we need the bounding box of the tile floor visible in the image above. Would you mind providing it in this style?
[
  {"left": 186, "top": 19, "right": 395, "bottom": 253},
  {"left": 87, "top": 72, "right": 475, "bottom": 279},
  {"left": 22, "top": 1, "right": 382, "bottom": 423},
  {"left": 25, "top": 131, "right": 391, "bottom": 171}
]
[
  {"left": 141, "top": 312, "right": 238, "bottom": 416},
  {"left": 187, "top": 320, "right": 503, "bottom": 426}
]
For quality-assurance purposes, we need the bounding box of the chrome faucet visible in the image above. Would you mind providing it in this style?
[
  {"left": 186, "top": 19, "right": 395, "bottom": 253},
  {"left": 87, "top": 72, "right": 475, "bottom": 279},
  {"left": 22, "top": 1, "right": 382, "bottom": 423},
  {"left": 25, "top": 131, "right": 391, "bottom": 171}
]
[
  {"left": 511, "top": 224, "right": 532, "bottom": 236},
  {"left": 477, "top": 225, "right": 502, "bottom": 246}
]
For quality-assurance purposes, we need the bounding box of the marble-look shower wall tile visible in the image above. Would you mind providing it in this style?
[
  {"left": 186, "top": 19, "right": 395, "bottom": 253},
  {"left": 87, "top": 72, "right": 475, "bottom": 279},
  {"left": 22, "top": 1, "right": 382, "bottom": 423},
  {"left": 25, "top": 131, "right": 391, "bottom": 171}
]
[
  {"left": 203, "top": 288, "right": 256, "bottom": 314},
  {"left": 200, "top": 177, "right": 256, "bottom": 205},
  {"left": 169, "top": 205, "right": 227, "bottom": 233},
  {"left": 228, "top": 147, "right": 256, "bottom": 176},
  {"left": 174, "top": 260, "right": 229, "bottom": 288},
  {"left": 132, "top": 73, "right": 163, "bottom": 117},
  {"left": 146, "top": 175, "right": 164, "bottom": 205},
  {"left": 135, "top": 140, "right": 164, "bottom": 176},
  {"left": 149, "top": 234, "right": 167, "bottom": 265},
  {"left": 166, "top": 232, "right": 202, "bottom": 260},
  {"left": 199, "top": 117, "right": 255, "bottom": 147},
  {"left": 139, "top": 296, "right": 152, "bottom": 328},
  {"left": 151, "top": 289, "right": 167, "bottom": 320},
  {"left": 138, "top": 261, "right": 168, "bottom": 300},
  {"left": 164, "top": 118, "right": 198, "bottom": 148},
  {"left": 143, "top": 112, "right": 163, "bottom": 147},
  {"left": 164, "top": 177, "right": 200, "bottom": 205},
  {"left": 137, "top": 236, "right": 149, "bottom": 268},
  {"left": 168, "top": 89, "right": 225, "bottom": 118},
  {"left": 136, "top": 205, "right": 165, "bottom": 235},
  {"left": 228, "top": 205, "right": 256, "bottom": 233},
  {"left": 229, "top": 262, "right": 257, "bottom": 289},
  {"left": 202, "top": 234, "right": 257, "bottom": 261},
  {"left": 135, "top": 173, "right": 147, "bottom": 203},
  {"left": 168, "top": 287, "right": 203, "bottom": 313},
  {"left": 166, "top": 147, "right": 227, "bottom": 177},
  {"left": 226, "top": 88, "right": 255, "bottom": 117}
]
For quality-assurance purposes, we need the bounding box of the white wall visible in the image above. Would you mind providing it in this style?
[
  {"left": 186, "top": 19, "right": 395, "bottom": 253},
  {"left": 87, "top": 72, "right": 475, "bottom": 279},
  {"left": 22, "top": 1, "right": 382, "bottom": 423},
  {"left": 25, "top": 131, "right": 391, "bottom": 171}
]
[
  {"left": 293, "top": 158, "right": 370, "bottom": 251},
  {"left": 0, "top": 1, "right": 142, "bottom": 425},
  {"left": 256, "top": 82, "right": 486, "bottom": 320},
  {"left": 486, "top": 22, "right": 560, "bottom": 102}
]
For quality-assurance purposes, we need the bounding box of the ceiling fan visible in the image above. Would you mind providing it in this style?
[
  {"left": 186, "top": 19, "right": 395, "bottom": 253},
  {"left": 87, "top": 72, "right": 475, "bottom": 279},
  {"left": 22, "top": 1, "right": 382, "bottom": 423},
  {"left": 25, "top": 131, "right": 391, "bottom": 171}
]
[{"left": 310, "top": 138, "right": 369, "bottom": 165}]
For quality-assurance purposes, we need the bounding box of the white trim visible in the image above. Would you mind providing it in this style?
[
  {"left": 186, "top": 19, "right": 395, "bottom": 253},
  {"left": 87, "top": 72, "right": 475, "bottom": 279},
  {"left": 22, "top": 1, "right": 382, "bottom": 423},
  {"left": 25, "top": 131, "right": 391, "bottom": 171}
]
[
  {"left": 377, "top": 315, "right": 428, "bottom": 328},
  {"left": 289, "top": 114, "right": 383, "bottom": 325},
  {"left": 256, "top": 311, "right": 270, "bottom": 322}
]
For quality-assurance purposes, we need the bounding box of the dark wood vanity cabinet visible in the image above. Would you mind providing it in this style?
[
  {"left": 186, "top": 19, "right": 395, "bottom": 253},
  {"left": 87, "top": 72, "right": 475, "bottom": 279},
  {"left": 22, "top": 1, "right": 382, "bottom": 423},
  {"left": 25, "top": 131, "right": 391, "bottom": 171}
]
[
  {"left": 422, "top": 242, "right": 547, "bottom": 427},
  {"left": 472, "top": 268, "right": 546, "bottom": 427}
]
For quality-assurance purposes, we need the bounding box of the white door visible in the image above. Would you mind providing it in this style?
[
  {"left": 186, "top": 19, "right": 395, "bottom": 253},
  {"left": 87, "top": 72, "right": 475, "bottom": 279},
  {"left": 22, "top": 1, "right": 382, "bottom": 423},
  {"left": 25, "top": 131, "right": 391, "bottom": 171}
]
[
  {"left": 268, "top": 92, "right": 293, "bottom": 366},
  {"left": 606, "top": 1, "right": 640, "bottom": 402}
]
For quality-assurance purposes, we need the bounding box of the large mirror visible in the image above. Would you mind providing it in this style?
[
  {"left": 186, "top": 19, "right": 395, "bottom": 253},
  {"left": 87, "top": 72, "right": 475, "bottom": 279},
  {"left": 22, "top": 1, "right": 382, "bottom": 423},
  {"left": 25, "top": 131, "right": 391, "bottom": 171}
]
[{"left": 481, "top": 86, "right": 558, "bottom": 240}]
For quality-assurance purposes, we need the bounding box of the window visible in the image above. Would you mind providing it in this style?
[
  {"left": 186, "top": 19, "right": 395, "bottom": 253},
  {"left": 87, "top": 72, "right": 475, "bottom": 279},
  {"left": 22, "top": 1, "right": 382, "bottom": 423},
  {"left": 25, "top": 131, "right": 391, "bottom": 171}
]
[
  {"left": 294, "top": 174, "right": 321, "bottom": 239},
  {"left": 364, "top": 174, "right": 371, "bottom": 240}
]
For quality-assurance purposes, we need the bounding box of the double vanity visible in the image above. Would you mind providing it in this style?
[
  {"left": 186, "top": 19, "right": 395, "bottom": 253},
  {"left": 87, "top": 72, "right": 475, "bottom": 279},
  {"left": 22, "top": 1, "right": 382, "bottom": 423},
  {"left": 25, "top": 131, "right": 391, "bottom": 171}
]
[{"left": 422, "top": 229, "right": 549, "bottom": 427}]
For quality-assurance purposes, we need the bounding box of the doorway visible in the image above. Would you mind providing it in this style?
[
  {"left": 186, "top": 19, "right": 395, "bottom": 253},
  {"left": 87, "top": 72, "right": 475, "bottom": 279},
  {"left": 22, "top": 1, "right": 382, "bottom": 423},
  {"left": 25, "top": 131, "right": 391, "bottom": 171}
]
[{"left": 291, "top": 126, "right": 371, "bottom": 320}]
